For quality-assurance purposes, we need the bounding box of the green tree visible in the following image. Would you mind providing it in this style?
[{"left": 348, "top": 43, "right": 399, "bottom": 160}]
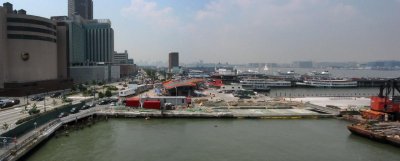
[
  {"left": 78, "top": 84, "right": 87, "bottom": 92},
  {"left": 2, "top": 122, "right": 9, "bottom": 131},
  {"left": 71, "top": 85, "right": 77, "bottom": 91},
  {"left": 105, "top": 90, "right": 112, "bottom": 97},
  {"left": 98, "top": 92, "right": 105, "bottom": 99}
]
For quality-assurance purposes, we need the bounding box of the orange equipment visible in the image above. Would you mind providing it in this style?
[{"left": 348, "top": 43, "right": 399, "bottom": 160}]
[{"left": 362, "top": 78, "right": 400, "bottom": 121}]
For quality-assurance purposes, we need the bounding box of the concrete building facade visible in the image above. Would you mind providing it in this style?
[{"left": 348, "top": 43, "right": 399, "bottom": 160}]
[
  {"left": 69, "top": 65, "right": 120, "bottom": 83},
  {"left": 68, "top": 0, "right": 93, "bottom": 20},
  {"left": 0, "top": 3, "right": 72, "bottom": 96},
  {"left": 113, "top": 50, "right": 128, "bottom": 64}
]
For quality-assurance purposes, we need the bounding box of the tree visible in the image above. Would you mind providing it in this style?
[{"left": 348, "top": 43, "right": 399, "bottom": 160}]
[
  {"left": 105, "top": 90, "right": 112, "bottom": 97},
  {"left": 98, "top": 92, "right": 104, "bottom": 98},
  {"left": 97, "top": 81, "right": 104, "bottom": 86},
  {"left": 2, "top": 122, "right": 9, "bottom": 131},
  {"left": 79, "top": 84, "right": 87, "bottom": 92},
  {"left": 71, "top": 85, "right": 77, "bottom": 91}
]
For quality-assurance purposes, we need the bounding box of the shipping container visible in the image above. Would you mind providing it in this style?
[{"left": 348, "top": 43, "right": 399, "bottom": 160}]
[
  {"left": 125, "top": 97, "right": 140, "bottom": 107},
  {"left": 143, "top": 100, "right": 161, "bottom": 109}
]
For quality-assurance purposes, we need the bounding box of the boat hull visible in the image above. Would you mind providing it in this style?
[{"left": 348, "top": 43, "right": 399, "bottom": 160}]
[{"left": 347, "top": 124, "right": 400, "bottom": 147}]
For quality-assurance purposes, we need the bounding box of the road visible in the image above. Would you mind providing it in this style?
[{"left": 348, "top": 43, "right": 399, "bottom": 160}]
[{"left": 0, "top": 95, "right": 92, "bottom": 135}]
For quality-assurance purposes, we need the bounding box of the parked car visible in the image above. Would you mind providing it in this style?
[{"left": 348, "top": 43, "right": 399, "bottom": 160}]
[
  {"left": 239, "top": 95, "right": 251, "bottom": 99},
  {"left": 98, "top": 100, "right": 110, "bottom": 105},
  {"left": 50, "top": 92, "right": 61, "bottom": 98},
  {"left": 36, "top": 97, "right": 45, "bottom": 101},
  {"left": 30, "top": 96, "right": 40, "bottom": 101},
  {"left": 70, "top": 107, "right": 79, "bottom": 114},
  {"left": 11, "top": 99, "right": 20, "bottom": 105},
  {"left": 58, "top": 112, "right": 68, "bottom": 118},
  {"left": 80, "top": 105, "right": 90, "bottom": 110},
  {"left": 31, "top": 96, "right": 44, "bottom": 101},
  {"left": 89, "top": 103, "right": 96, "bottom": 108},
  {"left": 0, "top": 99, "right": 14, "bottom": 108},
  {"left": 109, "top": 98, "right": 119, "bottom": 103}
]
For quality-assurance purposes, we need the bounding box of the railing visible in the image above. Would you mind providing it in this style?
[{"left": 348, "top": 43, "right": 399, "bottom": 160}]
[
  {"left": 60, "top": 108, "right": 98, "bottom": 123},
  {"left": 0, "top": 102, "right": 100, "bottom": 161},
  {"left": 0, "top": 119, "right": 62, "bottom": 161}
]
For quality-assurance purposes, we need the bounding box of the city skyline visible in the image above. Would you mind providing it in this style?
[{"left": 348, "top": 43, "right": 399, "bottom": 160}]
[{"left": 4, "top": 0, "right": 400, "bottom": 63}]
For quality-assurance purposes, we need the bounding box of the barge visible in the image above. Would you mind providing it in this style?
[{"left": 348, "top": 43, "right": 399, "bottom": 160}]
[{"left": 347, "top": 122, "right": 400, "bottom": 147}]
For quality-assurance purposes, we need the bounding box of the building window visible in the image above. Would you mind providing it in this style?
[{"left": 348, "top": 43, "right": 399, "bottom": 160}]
[
  {"left": 7, "top": 17, "right": 56, "bottom": 29},
  {"left": 7, "top": 34, "right": 56, "bottom": 43},
  {"left": 7, "top": 26, "right": 56, "bottom": 36}
]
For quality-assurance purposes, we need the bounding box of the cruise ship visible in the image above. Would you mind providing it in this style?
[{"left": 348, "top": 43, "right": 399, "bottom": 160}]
[
  {"left": 240, "top": 79, "right": 292, "bottom": 91},
  {"left": 295, "top": 79, "right": 357, "bottom": 88}
]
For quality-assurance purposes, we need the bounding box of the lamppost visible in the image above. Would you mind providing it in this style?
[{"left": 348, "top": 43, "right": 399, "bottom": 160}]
[
  {"left": 175, "top": 87, "right": 178, "bottom": 106},
  {"left": 33, "top": 122, "right": 37, "bottom": 132},
  {"left": 43, "top": 91, "right": 47, "bottom": 112}
]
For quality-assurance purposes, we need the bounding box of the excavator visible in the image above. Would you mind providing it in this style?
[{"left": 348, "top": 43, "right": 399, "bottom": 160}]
[{"left": 362, "top": 77, "right": 400, "bottom": 121}]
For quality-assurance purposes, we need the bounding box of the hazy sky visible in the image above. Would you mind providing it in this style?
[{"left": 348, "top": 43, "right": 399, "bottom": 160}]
[{"left": 4, "top": 0, "right": 400, "bottom": 64}]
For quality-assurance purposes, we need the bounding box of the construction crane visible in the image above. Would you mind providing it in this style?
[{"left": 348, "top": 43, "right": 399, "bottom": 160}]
[{"left": 362, "top": 77, "right": 400, "bottom": 121}]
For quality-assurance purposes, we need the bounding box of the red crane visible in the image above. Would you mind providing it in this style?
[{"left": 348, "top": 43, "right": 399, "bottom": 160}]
[{"left": 362, "top": 78, "right": 400, "bottom": 121}]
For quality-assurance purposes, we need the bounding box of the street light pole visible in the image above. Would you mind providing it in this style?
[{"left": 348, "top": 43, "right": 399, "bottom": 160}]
[
  {"left": 34, "top": 122, "right": 37, "bottom": 132},
  {"left": 43, "top": 91, "right": 47, "bottom": 112},
  {"left": 175, "top": 87, "right": 178, "bottom": 106}
]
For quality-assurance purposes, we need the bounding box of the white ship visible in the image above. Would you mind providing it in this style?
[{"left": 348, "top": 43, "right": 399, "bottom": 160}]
[
  {"left": 240, "top": 79, "right": 292, "bottom": 91},
  {"left": 295, "top": 79, "right": 357, "bottom": 88},
  {"left": 307, "top": 71, "right": 331, "bottom": 78}
]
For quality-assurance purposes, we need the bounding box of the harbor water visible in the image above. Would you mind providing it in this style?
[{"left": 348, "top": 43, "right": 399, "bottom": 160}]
[
  {"left": 268, "top": 87, "right": 379, "bottom": 97},
  {"left": 24, "top": 119, "right": 400, "bottom": 161}
]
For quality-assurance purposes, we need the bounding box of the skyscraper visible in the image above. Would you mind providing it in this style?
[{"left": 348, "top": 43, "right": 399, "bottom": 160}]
[
  {"left": 85, "top": 19, "right": 114, "bottom": 63},
  {"left": 68, "top": 0, "right": 93, "bottom": 20},
  {"left": 168, "top": 52, "right": 179, "bottom": 72}
]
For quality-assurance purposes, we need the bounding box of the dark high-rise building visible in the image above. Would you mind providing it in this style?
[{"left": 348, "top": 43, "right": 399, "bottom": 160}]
[
  {"left": 85, "top": 19, "right": 114, "bottom": 63},
  {"left": 2, "top": 2, "right": 12, "bottom": 13},
  {"left": 168, "top": 52, "right": 179, "bottom": 72},
  {"left": 68, "top": 0, "right": 93, "bottom": 20}
]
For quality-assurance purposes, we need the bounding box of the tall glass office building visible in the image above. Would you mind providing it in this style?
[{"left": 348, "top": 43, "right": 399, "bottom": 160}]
[
  {"left": 68, "top": 0, "right": 93, "bottom": 20},
  {"left": 85, "top": 19, "right": 114, "bottom": 64}
]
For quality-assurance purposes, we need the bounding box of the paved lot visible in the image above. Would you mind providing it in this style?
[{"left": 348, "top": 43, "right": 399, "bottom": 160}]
[{"left": 291, "top": 97, "right": 370, "bottom": 110}]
